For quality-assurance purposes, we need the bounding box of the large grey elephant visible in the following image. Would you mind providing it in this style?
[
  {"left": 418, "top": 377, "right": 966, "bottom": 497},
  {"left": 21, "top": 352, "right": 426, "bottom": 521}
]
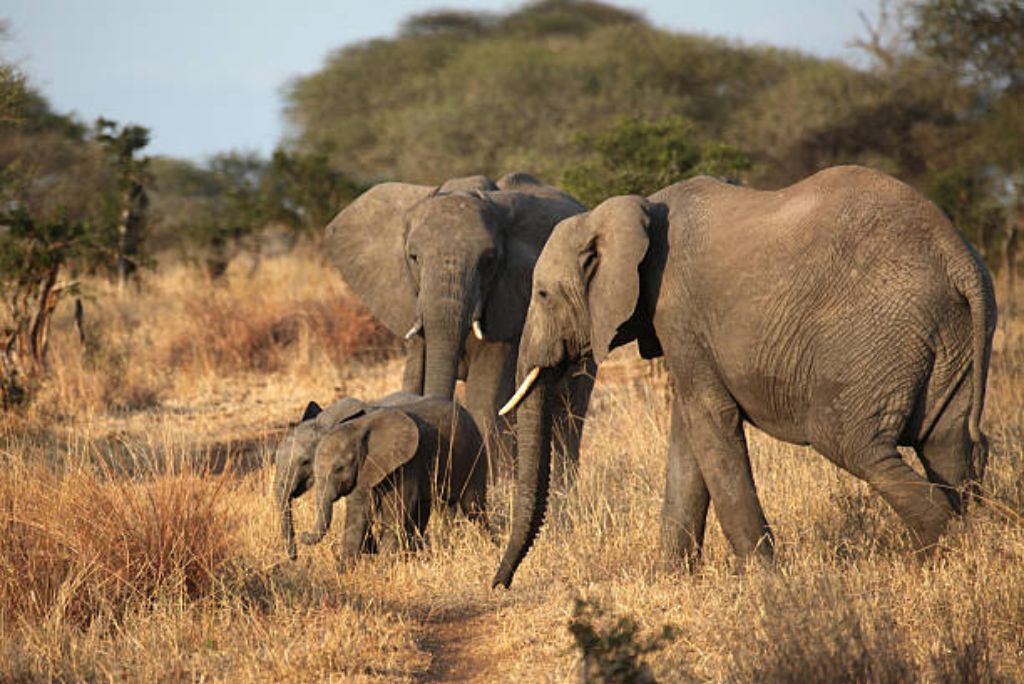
[
  {"left": 325, "top": 172, "right": 596, "bottom": 471},
  {"left": 274, "top": 392, "right": 487, "bottom": 564},
  {"left": 493, "top": 165, "right": 996, "bottom": 588}
]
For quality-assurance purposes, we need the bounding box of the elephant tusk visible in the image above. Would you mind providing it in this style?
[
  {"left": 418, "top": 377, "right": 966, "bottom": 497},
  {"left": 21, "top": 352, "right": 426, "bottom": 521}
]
[
  {"left": 404, "top": 320, "right": 423, "bottom": 340},
  {"left": 499, "top": 367, "right": 540, "bottom": 416},
  {"left": 472, "top": 319, "right": 485, "bottom": 341}
]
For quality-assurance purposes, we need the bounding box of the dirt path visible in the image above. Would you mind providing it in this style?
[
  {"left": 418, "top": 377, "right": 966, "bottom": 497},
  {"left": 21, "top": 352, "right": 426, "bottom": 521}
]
[{"left": 415, "top": 611, "right": 503, "bottom": 683}]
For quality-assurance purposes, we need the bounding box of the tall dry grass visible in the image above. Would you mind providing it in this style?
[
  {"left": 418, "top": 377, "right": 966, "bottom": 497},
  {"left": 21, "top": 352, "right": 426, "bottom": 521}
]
[{"left": 1, "top": 248, "right": 1022, "bottom": 682}]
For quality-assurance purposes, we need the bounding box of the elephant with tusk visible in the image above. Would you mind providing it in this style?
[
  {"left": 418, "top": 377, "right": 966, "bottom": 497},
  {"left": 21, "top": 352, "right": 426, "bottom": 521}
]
[
  {"left": 495, "top": 165, "right": 996, "bottom": 589},
  {"left": 273, "top": 392, "right": 488, "bottom": 564},
  {"left": 325, "top": 172, "right": 596, "bottom": 479}
]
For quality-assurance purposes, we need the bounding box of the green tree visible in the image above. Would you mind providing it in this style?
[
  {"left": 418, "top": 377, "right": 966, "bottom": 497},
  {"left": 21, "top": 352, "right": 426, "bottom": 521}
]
[
  {"left": 0, "top": 209, "right": 93, "bottom": 406},
  {"left": 283, "top": 1, "right": 802, "bottom": 184},
  {"left": 907, "top": 0, "right": 1024, "bottom": 310},
  {"left": 259, "top": 148, "right": 364, "bottom": 234},
  {"left": 910, "top": 0, "right": 1024, "bottom": 90},
  {"left": 0, "top": 57, "right": 102, "bottom": 406},
  {"left": 0, "top": 35, "right": 138, "bottom": 406},
  {"left": 561, "top": 116, "right": 751, "bottom": 207},
  {"left": 182, "top": 151, "right": 267, "bottom": 278},
  {"left": 94, "top": 117, "right": 152, "bottom": 288}
]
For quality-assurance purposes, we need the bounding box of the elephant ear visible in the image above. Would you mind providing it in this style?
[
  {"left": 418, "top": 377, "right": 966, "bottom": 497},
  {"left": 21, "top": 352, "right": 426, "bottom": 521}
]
[
  {"left": 300, "top": 401, "right": 322, "bottom": 422},
  {"left": 325, "top": 182, "right": 435, "bottom": 333},
  {"left": 357, "top": 409, "right": 421, "bottom": 489},
  {"left": 584, "top": 195, "right": 651, "bottom": 364},
  {"left": 315, "top": 396, "right": 369, "bottom": 431},
  {"left": 438, "top": 175, "right": 497, "bottom": 194}
]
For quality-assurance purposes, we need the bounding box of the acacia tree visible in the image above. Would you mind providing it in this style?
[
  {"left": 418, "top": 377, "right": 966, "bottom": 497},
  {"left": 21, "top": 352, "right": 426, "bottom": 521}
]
[
  {"left": 94, "top": 117, "right": 151, "bottom": 288},
  {"left": 0, "top": 43, "right": 136, "bottom": 407}
]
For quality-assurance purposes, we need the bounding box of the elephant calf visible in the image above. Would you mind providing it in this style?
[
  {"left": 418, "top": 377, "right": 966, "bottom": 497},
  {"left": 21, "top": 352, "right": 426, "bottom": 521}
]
[{"left": 273, "top": 392, "right": 487, "bottom": 564}]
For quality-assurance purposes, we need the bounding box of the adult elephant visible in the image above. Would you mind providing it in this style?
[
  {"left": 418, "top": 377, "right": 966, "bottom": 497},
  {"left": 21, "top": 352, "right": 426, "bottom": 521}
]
[
  {"left": 494, "top": 165, "right": 996, "bottom": 588},
  {"left": 326, "top": 172, "right": 595, "bottom": 468}
]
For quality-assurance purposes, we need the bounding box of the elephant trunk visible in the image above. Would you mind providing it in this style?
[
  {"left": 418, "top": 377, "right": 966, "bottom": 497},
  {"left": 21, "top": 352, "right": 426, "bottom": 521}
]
[
  {"left": 280, "top": 498, "right": 297, "bottom": 560},
  {"left": 300, "top": 486, "right": 334, "bottom": 546},
  {"left": 421, "top": 274, "right": 475, "bottom": 398},
  {"left": 492, "top": 377, "right": 552, "bottom": 589},
  {"left": 275, "top": 475, "right": 298, "bottom": 560}
]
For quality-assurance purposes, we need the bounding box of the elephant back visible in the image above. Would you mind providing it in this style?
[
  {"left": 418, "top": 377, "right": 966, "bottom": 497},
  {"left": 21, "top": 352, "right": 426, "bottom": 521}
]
[{"left": 398, "top": 396, "right": 486, "bottom": 502}]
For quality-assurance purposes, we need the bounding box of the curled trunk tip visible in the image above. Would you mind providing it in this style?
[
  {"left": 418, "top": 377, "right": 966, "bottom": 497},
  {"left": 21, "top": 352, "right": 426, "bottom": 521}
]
[{"left": 301, "top": 489, "right": 334, "bottom": 546}]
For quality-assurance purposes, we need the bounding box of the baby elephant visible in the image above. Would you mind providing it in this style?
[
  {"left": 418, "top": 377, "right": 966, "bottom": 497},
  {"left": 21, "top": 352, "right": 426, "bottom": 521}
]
[{"left": 274, "top": 392, "right": 488, "bottom": 563}]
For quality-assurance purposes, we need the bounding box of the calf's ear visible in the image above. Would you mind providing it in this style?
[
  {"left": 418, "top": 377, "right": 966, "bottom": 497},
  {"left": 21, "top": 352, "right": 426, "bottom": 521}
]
[{"left": 357, "top": 409, "right": 421, "bottom": 489}]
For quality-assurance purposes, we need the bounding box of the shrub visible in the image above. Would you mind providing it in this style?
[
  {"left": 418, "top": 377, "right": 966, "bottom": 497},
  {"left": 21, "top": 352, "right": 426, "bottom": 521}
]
[{"left": 0, "top": 464, "right": 234, "bottom": 632}]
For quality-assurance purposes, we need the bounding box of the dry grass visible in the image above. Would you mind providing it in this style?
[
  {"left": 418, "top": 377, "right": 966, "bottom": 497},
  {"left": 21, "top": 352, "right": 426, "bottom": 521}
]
[{"left": 1, "top": 248, "right": 1023, "bottom": 682}]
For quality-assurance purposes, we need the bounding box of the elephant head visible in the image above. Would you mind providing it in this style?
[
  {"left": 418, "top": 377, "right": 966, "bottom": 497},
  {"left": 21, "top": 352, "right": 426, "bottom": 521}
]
[
  {"left": 272, "top": 397, "right": 370, "bottom": 560},
  {"left": 299, "top": 408, "right": 421, "bottom": 545},
  {"left": 325, "top": 173, "right": 584, "bottom": 399},
  {"left": 493, "top": 196, "right": 662, "bottom": 588}
]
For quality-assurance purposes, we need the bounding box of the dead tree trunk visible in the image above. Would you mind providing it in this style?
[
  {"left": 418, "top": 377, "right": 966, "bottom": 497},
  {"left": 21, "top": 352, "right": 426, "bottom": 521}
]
[{"left": 1, "top": 264, "right": 66, "bottom": 408}]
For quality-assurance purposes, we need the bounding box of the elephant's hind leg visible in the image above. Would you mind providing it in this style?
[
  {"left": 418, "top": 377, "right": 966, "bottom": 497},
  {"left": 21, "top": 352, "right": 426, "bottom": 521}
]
[
  {"left": 915, "top": 378, "right": 982, "bottom": 514},
  {"left": 661, "top": 397, "right": 711, "bottom": 570},
  {"left": 828, "top": 439, "right": 956, "bottom": 551},
  {"left": 464, "top": 340, "right": 517, "bottom": 473},
  {"left": 551, "top": 356, "right": 597, "bottom": 488}
]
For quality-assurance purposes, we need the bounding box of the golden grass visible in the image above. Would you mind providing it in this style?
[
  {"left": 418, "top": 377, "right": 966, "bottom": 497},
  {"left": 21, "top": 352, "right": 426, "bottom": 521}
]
[{"left": 2, "top": 248, "right": 1022, "bottom": 682}]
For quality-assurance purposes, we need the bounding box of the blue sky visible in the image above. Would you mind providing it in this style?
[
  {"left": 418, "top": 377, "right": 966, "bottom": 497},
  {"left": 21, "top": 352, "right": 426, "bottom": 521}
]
[{"left": 3, "top": 1, "right": 876, "bottom": 161}]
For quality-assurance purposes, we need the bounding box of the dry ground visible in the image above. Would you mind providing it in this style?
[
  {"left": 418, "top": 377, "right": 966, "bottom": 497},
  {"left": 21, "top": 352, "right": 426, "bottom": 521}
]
[{"left": 2, "top": 249, "right": 1023, "bottom": 682}]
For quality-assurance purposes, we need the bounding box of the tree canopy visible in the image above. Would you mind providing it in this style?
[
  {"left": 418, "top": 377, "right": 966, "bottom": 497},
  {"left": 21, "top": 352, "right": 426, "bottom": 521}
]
[{"left": 282, "top": 0, "right": 1023, "bottom": 263}]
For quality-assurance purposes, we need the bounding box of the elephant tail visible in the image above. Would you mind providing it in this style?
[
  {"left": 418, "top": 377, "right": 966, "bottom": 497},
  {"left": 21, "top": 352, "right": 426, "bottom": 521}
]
[{"left": 946, "top": 237, "right": 996, "bottom": 451}]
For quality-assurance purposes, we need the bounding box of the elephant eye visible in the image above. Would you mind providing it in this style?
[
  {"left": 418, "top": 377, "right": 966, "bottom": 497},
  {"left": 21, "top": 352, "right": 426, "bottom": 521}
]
[
  {"left": 408, "top": 252, "right": 418, "bottom": 264},
  {"left": 536, "top": 288, "right": 549, "bottom": 300}
]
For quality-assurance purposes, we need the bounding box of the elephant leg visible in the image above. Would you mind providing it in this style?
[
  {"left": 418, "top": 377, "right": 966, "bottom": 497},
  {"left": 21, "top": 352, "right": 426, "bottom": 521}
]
[
  {"left": 550, "top": 356, "right": 597, "bottom": 488},
  {"left": 915, "top": 378, "right": 977, "bottom": 514},
  {"left": 402, "top": 335, "right": 425, "bottom": 394},
  {"left": 464, "top": 340, "right": 516, "bottom": 476},
  {"left": 374, "top": 489, "right": 403, "bottom": 554},
  {"left": 661, "top": 397, "right": 711, "bottom": 570},
  {"left": 409, "top": 488, "right": 431, "bottom": 551},
  {"left": 844, "top": 442, "right": 955, "bottom": 550},
  {"left": 458, "top": 482, "right": 489, "bottom": 530},
  {"left": 379, "top": 477, "right": 430, "bottom": 553},
  {"left": 337, "top": 488, "right": 377, "bottom": 568},
  {"left": 678, "top": 387, "right": 774, "bottom": 562}
]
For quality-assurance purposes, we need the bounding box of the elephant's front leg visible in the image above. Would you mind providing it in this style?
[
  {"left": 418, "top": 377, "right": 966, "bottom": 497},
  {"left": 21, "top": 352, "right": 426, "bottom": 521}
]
[
  {"left": 661, "top": 397, "right": 711, "bottom": 570},
  {"left": 675, "top": 370, "right": 774, "bottom": 564},
  {"left": 464, "top": 339, "right": 517, "bottom": 476},
  {"left": 402, "top": 335, "right": 425, "bottom": 394},
  {"left": 550, "top": 355, "right": 597, "bottom": 487},
  {"left": 378, "top": 475, "right": 430, "bottom": 553},
  {"left": 336, "top": 487, "right": 377, "bottom": 569}
]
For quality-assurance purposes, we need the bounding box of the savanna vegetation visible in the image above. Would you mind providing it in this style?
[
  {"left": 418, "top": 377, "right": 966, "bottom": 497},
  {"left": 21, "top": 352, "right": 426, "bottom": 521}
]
[{"left": 1, "top": 1, "right": 1023, "bottom": 681}]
